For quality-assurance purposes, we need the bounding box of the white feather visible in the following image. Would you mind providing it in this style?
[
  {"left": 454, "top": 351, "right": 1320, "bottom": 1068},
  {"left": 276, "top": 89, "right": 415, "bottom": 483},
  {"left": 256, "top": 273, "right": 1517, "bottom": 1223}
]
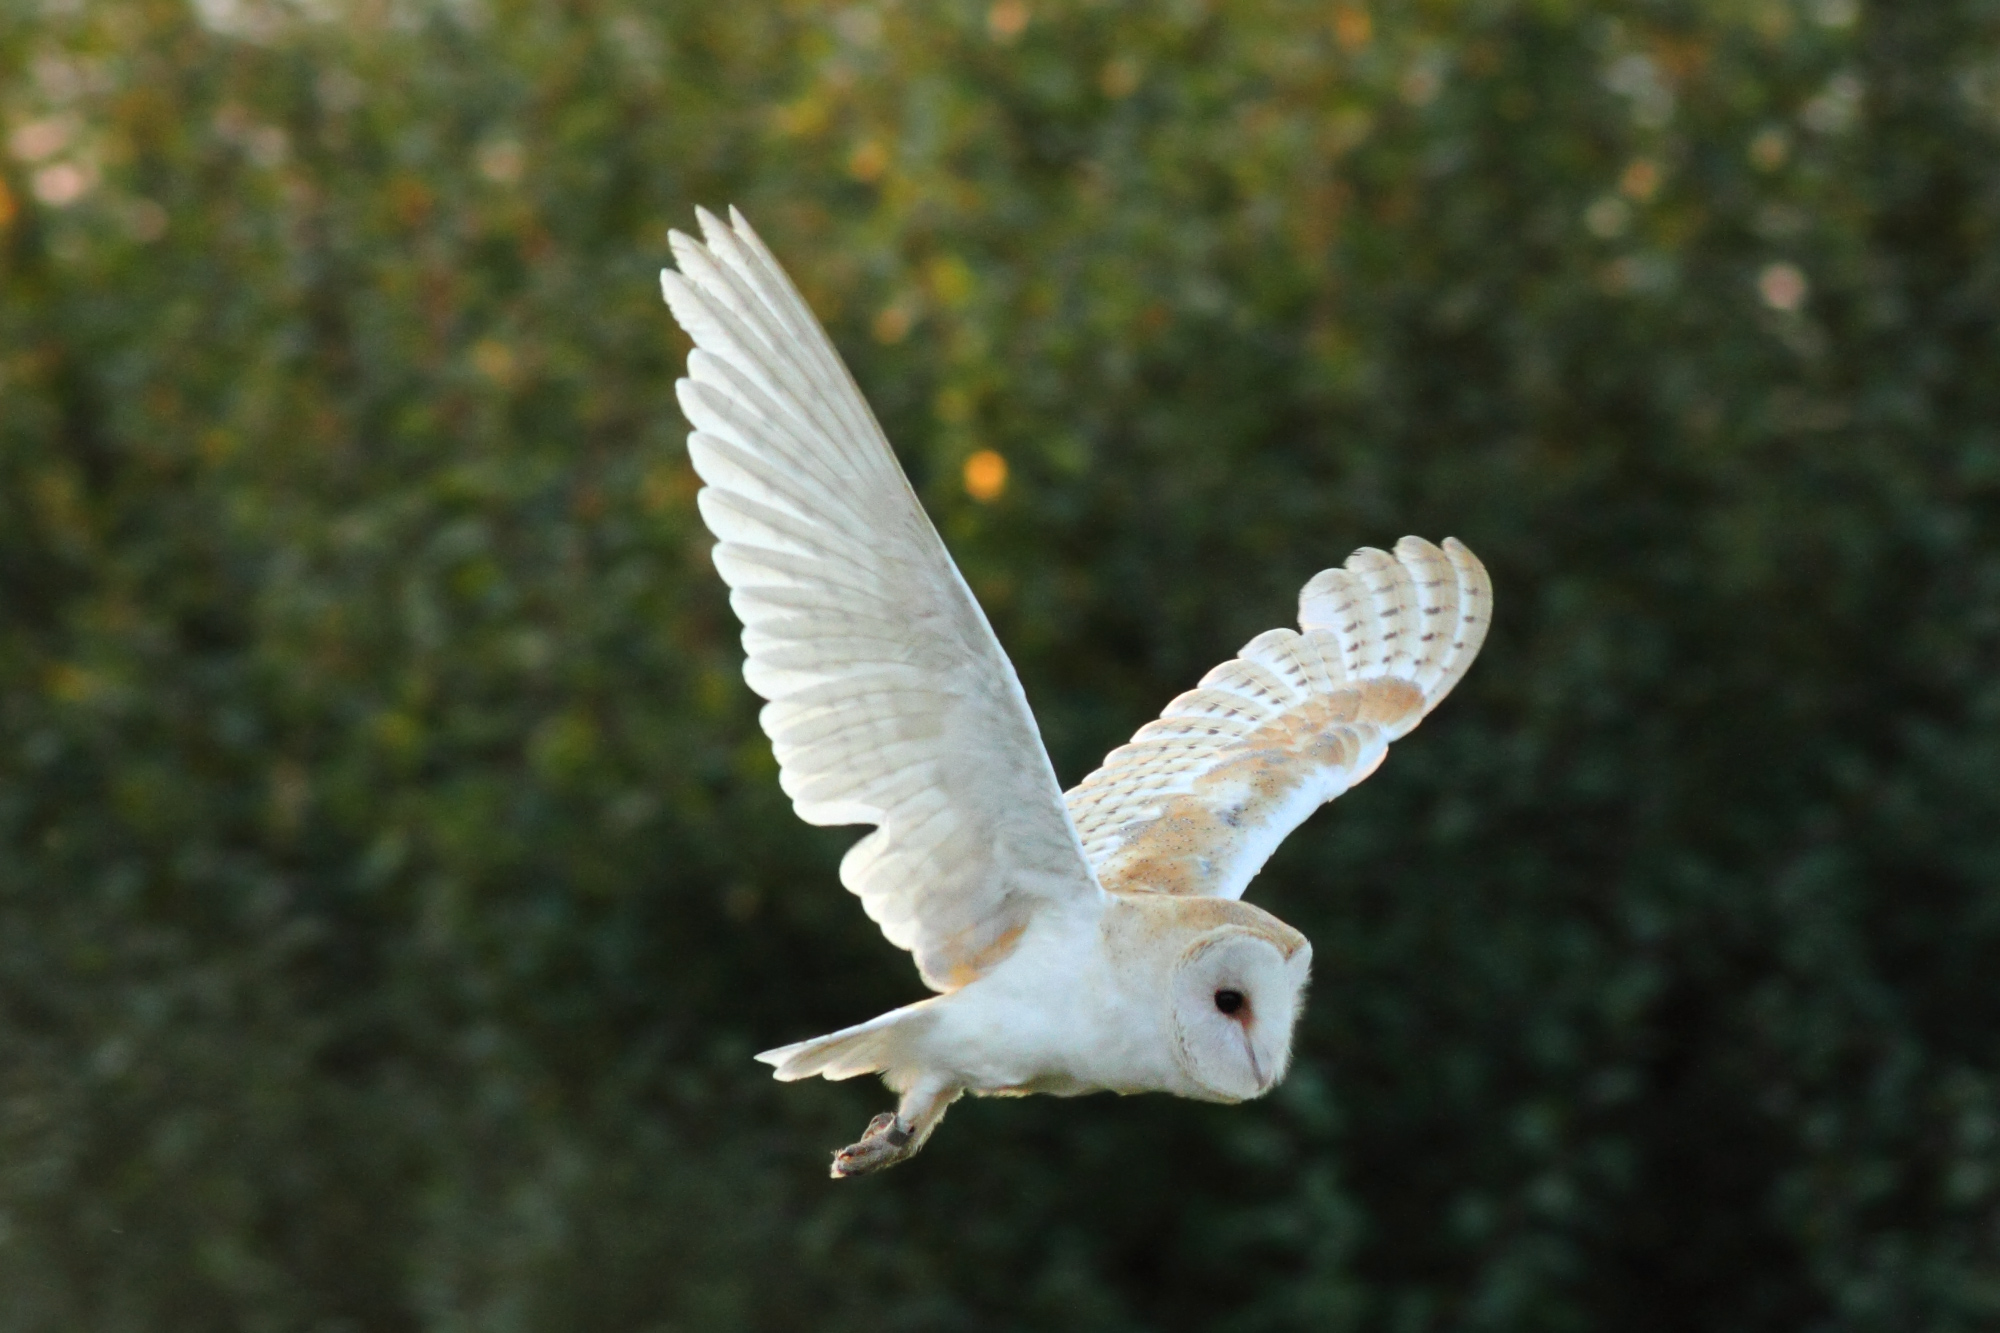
[
  {"left": 1066, "top": 537, "right": 1491, "bottom": 899},
  {"left": 662, "top": 207, "right": 1100, "bottom": 991}
]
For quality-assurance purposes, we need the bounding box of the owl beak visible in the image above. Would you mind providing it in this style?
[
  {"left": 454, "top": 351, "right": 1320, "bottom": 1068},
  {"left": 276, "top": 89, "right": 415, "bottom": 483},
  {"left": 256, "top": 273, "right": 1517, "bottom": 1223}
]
[{"left": 1242, "top": 1030, "right": 1267, "bottom": 1089}]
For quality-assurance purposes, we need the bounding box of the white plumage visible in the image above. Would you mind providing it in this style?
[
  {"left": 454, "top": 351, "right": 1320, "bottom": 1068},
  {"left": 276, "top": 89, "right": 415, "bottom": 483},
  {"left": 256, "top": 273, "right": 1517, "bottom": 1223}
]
[
  {"left": 1069, "top": 536, "right": 1490, "bottom": 902},
  {"left": 662, "top": 208, "right": 1492, "bottom": 1176},
  {"left": 664, "top": 214, "right": 1096, "bottom": 993}
]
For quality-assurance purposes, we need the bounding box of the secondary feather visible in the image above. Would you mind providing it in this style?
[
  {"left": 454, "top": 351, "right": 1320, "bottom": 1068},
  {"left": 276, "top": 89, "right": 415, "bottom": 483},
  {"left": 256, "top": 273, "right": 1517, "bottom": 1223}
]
[{"left": 1066, "top": 537, "right": 1491, "bottom": 900}]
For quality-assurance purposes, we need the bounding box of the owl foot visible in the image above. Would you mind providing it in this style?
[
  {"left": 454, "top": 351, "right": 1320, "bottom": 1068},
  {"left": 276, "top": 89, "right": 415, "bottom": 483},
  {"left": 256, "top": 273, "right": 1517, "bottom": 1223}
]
[
  {"left": 829, "top": 1081, "right": 961, "bottom": 1179},
  {"left": 830, "top": 1112, "right": 917, "bottom": 1178}
]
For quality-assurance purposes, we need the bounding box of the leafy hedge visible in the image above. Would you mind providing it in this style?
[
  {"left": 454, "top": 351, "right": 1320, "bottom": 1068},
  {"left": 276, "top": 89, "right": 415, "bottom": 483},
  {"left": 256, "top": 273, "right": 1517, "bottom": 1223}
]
[{"left": 2, "top": 1, "right": 1997, "bottom": 1329}]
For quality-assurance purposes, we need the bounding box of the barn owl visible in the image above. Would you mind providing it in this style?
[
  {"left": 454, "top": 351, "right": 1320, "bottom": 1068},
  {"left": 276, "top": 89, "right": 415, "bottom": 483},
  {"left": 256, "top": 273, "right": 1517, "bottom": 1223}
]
[{"left": 660, "top": 208, "right": 1491, "bottom": 1177}]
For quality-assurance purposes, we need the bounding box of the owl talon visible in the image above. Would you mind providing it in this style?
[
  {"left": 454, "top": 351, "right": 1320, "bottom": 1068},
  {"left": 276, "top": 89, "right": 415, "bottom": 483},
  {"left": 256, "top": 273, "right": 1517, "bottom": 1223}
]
[{"left": 829, "top": 1112, "right": 917, "bottom": 1178}]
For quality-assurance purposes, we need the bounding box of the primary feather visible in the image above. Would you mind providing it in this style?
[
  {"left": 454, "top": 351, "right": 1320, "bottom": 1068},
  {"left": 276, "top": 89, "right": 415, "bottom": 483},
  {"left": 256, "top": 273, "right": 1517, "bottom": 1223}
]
[{"left": 662, "top": 207, "right": 1101, "bottom": 991}]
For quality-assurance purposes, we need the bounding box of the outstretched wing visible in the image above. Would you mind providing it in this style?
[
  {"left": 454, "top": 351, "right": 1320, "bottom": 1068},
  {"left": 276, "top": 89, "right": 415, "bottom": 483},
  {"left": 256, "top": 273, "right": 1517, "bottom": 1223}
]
[
  {"left": 661, "top": 207, "right": 1100, "bottom": 990},
  {"left": 1066, "top": 537, "right": 1491, "bottom": 899}
]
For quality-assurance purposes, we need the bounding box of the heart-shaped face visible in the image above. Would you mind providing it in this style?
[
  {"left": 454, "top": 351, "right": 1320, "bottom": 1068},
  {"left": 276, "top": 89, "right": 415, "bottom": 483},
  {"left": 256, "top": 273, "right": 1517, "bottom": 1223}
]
[{"left": 1169, "top": 927, "right": 1313, "bottom": 1102}]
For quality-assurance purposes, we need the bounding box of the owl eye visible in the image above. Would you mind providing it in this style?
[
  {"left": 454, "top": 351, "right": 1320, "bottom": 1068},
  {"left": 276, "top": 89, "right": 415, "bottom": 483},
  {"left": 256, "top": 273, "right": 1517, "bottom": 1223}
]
[{"left": 1213, "top": 989, "right": 1245, "bottom": 1015}]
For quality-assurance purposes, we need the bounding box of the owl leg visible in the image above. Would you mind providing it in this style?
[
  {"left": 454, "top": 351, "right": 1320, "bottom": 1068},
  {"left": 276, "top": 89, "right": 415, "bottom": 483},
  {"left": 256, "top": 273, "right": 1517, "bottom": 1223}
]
[{"left": 829, "top": 1077, "right": 960, "bottom": 1178}]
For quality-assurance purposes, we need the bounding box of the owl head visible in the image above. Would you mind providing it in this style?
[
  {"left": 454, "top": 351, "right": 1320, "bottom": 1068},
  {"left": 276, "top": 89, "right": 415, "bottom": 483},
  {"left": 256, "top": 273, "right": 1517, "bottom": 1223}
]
[{"left": 1168, "top": 922, "right": 1312, "bottom": 1102}]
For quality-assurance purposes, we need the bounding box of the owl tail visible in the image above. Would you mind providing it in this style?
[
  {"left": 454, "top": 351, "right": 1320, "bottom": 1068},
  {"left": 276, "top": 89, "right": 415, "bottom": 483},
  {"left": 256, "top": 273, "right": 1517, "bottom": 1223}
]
[{"left": 755, "top": 999, "right": 936, "bottom": 1082}]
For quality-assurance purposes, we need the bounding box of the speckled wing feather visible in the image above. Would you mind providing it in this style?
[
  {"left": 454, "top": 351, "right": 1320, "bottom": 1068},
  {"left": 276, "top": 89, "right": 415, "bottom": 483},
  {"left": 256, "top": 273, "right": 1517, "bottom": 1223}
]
[
  {"left": 661, "top": 208, "right": 1100, "bottom": 990},
  {"left": 1066, "top": 538, "right": 1491, "bottom": 899}
]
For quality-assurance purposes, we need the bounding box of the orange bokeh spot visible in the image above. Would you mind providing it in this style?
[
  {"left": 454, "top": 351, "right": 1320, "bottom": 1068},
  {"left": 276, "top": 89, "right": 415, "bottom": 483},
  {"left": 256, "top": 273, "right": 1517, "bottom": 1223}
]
[
  {"left": 1620, "top": 158, "right": 1662, "bottom": 201},
  {"left": 988, "top": 0, "right": 1029, "bottom": 42},
  {"left": 1333, "top": 6, "right": 1372, "bottom": 50},
  {"left": 847, "top": 139, "right": 889, "bottom": 183},
  {"left": 963, "top": 450, "right": 1008, "bottom": 502}
]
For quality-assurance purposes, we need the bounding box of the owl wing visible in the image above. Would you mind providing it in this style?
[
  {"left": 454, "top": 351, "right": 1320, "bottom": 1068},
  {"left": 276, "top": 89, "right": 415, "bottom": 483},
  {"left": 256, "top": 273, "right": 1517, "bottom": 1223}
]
[
  {"left": 661, "top": 208, "right": 1101, "bottom": 992},
  {"left": 1066, "top": 538, "right": 1491, "bottom": 899}
]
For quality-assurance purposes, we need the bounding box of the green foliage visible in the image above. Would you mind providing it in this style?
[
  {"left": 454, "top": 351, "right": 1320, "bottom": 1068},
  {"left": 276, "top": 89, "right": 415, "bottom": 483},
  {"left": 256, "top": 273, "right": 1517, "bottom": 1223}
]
[{"left": 4, "top": 0, "right": 1999, "bottom": 1328}]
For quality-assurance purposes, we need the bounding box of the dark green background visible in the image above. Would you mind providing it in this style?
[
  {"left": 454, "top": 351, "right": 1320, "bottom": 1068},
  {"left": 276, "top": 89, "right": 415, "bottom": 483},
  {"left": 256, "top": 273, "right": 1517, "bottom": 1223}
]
[{"left": 3, "top": 1, "right": 1997, "bottom": 1328}]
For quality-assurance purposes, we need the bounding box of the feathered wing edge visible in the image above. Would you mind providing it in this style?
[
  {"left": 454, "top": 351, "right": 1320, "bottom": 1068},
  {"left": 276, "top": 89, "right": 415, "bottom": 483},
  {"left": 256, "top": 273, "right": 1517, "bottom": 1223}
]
[
  {"left": 756, "top": 997, "right": 940, "bottom": 1082},
  {"left": 661, "top": 208, "right": 1100, "bottom": 992},
  {"left": 1066, "top": 537, "right": 1491, "bottom": 899}
]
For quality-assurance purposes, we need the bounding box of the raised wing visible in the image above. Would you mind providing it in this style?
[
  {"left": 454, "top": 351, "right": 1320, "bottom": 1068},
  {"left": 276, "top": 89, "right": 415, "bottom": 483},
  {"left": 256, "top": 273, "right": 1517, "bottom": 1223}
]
[
  {"left": 661, "top": 207, "right": 1100, "bottom": 990},
  {"left": 1066, "top": 537, "right": 1491, "bottom": 899}
]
